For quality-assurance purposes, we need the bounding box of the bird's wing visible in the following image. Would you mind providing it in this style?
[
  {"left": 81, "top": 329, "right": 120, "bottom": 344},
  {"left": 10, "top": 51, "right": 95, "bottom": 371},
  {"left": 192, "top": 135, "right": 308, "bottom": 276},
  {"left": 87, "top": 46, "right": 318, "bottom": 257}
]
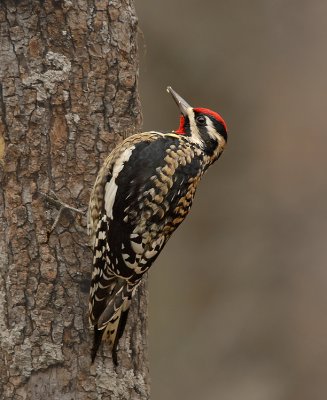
[{"left": 88, "top": 133, "right": 204, "bottom": 361}]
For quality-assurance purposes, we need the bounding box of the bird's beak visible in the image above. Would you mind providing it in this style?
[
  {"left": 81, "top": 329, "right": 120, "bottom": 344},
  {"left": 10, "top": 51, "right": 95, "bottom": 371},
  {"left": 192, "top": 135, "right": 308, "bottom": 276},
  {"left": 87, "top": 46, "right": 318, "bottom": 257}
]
[{"left": 167, "top": 86, "right": 191, "bottom": 116}]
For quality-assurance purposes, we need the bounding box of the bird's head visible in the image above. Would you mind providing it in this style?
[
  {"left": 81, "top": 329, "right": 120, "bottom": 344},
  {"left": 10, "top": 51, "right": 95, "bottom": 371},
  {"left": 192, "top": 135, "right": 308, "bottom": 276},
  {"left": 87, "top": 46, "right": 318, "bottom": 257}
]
[{"left": 167, "top": 86, "right": 227, "bottom": 156}]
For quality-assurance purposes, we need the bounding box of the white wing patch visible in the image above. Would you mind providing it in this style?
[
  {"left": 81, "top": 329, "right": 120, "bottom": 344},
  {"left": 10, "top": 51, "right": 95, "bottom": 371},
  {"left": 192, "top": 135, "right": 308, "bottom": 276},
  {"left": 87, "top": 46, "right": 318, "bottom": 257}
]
[
  {"left": 104, "top": 146, "right": 135, "bottom": 219},
  {"left": 104, "top": 181, "right": 118, "bottom": 219}
]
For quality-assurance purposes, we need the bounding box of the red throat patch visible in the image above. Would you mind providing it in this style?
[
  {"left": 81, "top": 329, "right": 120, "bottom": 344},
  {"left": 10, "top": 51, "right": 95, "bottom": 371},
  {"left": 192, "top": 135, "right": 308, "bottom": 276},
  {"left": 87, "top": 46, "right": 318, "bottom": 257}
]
[
  {"left": 194, "top": 107, "right": 227, "bottom": 131},
  {"left": 175, "top": 115, "right": 186, "bottom": 134}
]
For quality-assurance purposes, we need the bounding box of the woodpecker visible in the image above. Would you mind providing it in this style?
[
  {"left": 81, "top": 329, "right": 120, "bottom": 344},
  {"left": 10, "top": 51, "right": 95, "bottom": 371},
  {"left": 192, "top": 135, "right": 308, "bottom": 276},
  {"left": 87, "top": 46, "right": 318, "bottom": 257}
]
[{"left": 87, "top": 87, "right": 228, "bottom": 364}]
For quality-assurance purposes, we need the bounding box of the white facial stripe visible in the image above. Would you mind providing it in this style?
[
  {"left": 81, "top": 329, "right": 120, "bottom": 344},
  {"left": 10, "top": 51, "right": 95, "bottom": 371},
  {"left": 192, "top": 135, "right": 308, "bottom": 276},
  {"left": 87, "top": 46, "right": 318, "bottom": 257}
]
[
  {"left": 187, "top": 108, "right": 204, "bottom": 147},
  {"left": 206, "top": 117, "right": 218, "bottom": 139},
  {"left": 206, "top": 117, "right": 224, "bottom": 145},
  {"left": 104, "top": 146, "right": 135, "bottom": 218}
]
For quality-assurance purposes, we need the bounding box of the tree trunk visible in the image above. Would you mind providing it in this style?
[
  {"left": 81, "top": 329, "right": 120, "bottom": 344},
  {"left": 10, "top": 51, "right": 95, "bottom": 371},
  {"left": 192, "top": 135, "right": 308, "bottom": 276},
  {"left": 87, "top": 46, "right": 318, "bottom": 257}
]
[{"left": 0, "top": 1, "right": 149, "bottom": 399}]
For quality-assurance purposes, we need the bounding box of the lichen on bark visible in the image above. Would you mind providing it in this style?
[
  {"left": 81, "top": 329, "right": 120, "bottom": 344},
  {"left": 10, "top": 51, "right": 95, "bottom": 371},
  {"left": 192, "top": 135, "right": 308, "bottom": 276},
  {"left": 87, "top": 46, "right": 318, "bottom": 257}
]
[{"left": 0, "top": 1, "right": 149, "bottom": 399}]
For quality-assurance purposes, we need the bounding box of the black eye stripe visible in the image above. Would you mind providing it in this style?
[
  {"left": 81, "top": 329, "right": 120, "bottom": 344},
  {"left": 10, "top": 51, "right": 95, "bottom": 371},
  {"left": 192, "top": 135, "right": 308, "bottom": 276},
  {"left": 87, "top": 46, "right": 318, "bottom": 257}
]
[{"left": 196, "top": 115, "right": 206, "bottom": 125}]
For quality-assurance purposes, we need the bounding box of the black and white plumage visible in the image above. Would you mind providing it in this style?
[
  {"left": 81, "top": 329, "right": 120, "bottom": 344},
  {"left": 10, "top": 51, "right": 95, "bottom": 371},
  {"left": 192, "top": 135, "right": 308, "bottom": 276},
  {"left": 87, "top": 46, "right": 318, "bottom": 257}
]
[{"left": 87, "top": 87, "right": 228, "bottom": 364}]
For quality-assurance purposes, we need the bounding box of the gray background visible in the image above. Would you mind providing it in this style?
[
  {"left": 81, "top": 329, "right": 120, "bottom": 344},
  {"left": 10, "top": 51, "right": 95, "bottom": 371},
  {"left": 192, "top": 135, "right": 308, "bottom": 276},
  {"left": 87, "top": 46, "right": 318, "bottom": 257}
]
[{"left": 137, "top": 1, "right": 327, "bottom": 399}]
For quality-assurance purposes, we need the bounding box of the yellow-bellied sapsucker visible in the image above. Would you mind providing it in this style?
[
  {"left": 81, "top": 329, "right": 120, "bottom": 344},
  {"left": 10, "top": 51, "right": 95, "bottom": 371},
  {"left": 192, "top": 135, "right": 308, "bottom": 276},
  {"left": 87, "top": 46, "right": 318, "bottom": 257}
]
[{"left": 87, "top": 87, "right": 228, "bottom": 364}]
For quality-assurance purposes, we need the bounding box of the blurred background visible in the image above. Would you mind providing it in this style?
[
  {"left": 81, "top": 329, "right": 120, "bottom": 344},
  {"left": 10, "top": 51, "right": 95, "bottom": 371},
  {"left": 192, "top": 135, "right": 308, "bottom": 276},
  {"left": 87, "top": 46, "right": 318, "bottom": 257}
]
[{"left": 136, "top": 1, "right": 327, "bottom": 399}]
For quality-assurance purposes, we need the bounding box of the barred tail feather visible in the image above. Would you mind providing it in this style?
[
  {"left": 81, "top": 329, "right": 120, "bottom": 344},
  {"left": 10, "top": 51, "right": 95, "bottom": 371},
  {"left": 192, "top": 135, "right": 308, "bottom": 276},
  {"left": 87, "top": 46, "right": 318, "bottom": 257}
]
[
  {"left": 90, "top": 281, "right": 138, "bottom": 364},
  {"left": 91, "top": 307, "right": 124, "bottom": 364}
]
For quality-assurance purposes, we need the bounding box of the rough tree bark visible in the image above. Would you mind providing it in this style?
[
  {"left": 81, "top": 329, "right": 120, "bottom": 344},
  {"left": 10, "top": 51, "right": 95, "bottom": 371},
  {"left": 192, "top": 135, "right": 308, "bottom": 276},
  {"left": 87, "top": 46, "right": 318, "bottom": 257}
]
[{"left": 0, "top": 1, "right": 149, "bottom": 399}]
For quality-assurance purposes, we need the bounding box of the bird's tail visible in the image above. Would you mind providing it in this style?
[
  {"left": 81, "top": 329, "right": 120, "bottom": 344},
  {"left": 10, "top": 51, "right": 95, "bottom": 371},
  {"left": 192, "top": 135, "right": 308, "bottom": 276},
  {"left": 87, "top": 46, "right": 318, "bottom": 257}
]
[{"left": 91, "top": 282, "right": 138, "bottom": 364}]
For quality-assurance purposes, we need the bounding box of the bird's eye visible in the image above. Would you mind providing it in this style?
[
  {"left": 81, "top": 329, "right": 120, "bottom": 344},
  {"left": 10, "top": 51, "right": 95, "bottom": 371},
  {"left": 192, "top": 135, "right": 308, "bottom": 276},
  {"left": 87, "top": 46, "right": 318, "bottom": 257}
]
[{"left": 196, "top": 115, "right": 206, "bottom": 125}]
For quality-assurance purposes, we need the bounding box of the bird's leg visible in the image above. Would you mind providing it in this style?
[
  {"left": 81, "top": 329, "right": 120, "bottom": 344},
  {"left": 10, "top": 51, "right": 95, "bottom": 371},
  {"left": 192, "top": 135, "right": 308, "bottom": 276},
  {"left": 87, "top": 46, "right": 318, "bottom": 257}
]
[{"left": 39, "top": 190, "right": 86, "bottom": 239}]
